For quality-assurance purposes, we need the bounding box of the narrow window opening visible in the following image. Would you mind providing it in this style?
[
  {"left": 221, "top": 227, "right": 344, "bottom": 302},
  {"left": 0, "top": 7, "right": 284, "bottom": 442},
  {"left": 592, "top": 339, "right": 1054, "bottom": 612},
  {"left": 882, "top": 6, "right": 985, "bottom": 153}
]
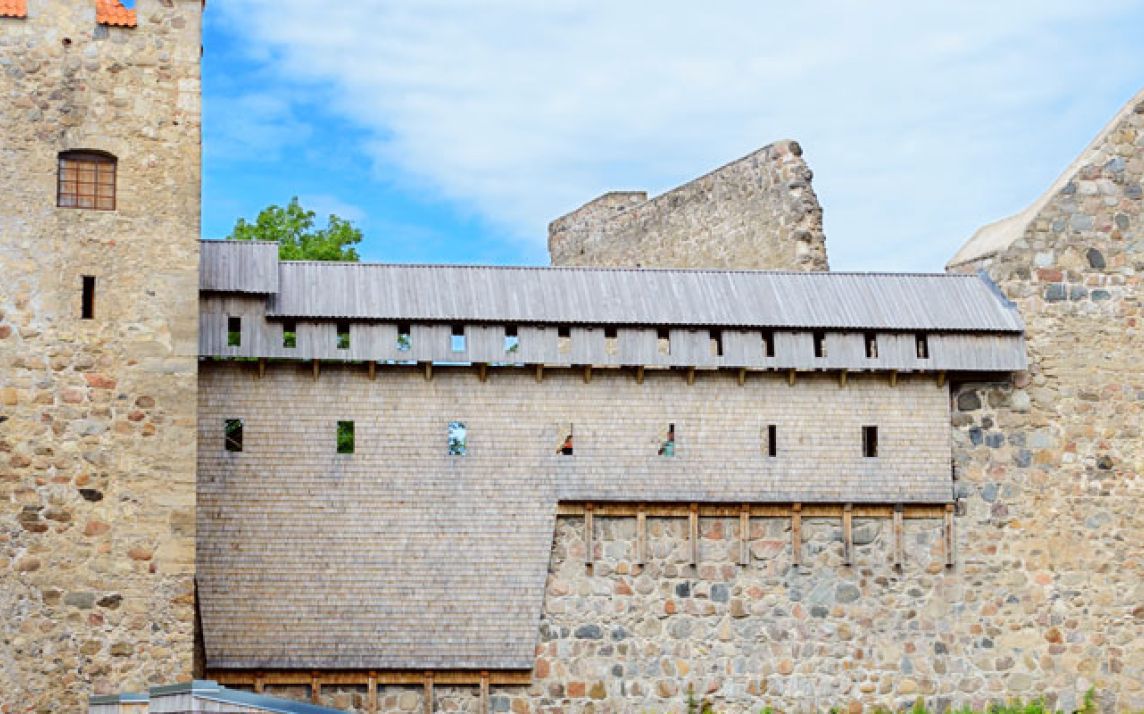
[
  {"left": 762, "top": 330, "right": 775, "bottom": 358},
  {"left": 81, "top": 275, "right": 96, "bottom": 320},
  {"left": 864, "top": 332, "right": 878, "bottom": 359},
  {"left": 658, "top": 423, "right": 676, "bottom": 457},
  {"left": 448, "top": 421, "right": 468, "bottom": 456},
  {"left": 813, "top": 330, "right": 826, "bottom": 358},
  {"left": 282, "top": 320, "right": 297, "bottom": 349},
  {"left": 766, "top": 424, "right": 777, "bottom": 457},
  {"left": 397, "top": 323, "right": 412, "bottom": 352},
  {"left": 336, "top": 321, "right": 351, "bottom": 350},
  {"left": 451, "top": 324, "right": 466, "bottom": 352},
  {"left": 915, "top": 333, "right": 929, "bottom": 360},
  {"left": 504, "top": 325, "right": 519, "bottom": 354},
  {"left": 557, "top": 325, "right": 571, "bottom": 354},
  {"left": 58, "top": 150, "right": 116, "bottom": 210},
  {"left": 657, "top": 328, "right": 671, "bottom": 356},
  {"left": 863, "top": 426, "right": 879, "bottom": 458},
  {"left": 556, "top": 424, "right": 574, "bottom": 456},
  {"left": 337, "top": 421, "right": 355, "bottom": 454},
  {"left": 604, "top": 326, "right": 618, "bottom": 356},
  {"left": 227, "top": 316, "right": 241, "bottom": 347},
  {"left": 224, "top": 419, "right": 243, "bottom": 453},
  {"left": 709, "top": 330, "right": 723, "bottom": 357}
]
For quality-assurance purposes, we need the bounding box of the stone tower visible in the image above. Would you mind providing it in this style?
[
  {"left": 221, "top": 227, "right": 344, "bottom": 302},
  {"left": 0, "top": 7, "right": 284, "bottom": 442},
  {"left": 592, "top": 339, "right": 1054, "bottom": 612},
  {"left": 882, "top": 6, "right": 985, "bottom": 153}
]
[
  {"left": 0, "top": 1, "right": 202, "bottom": 709},
  {"left": 549, "top": 141, "right": 829, "bottom": 271}
]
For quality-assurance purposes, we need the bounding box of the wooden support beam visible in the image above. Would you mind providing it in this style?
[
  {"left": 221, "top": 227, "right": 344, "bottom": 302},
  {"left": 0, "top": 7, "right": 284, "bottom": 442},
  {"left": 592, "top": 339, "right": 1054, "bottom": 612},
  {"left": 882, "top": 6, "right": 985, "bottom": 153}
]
[
  {"left": 479, "top": 671, "right": 490, "bottom": 714},
  {"left": 937, "top": 370, "right": 947, "bottom": 388},
  {"left": 893, "top": 504, "right": 905, "bottom": 569},
  {"left": 635, "top": 508, "right": 647, "bottom": 566},
  {"left": 478, "top": 363, "right": 488, "bottom": 382},
  {"left": 839, "top": 369, "right": 849, "bottom": 387},
  {"left": 423, "top": 672, "right": 433, "bottom": 714},
  {"left": 738, "top": 367, "right": 746, "bottom": 386},
  {"left": 788, "top": 369, "right": 796, "bottom": 386},
  {"left": 312, "top": 359, "right": 320, "bottom": 381},
  {"left": 583, "top": 365, "right": 592, "bottom": 384},
  {"left": 739, "top": 503, "right": 750, "bottom": 566},
  {"left": 555, "top": 502, "right": 949, "bottom": 519},
  {"left": 686, "top": 367, "right": 696, "bottom": 385},
  {"left": 889, "top": 370, "right": 898, "bottom": 387},
  {"left": 791, "top": 503, "right": 802, "bottom": 567},
  {"left": 255, "top": 672, "right": 264, "bottom": 694},
  {"left": 842, "top": 504, "right": 853, "bottom": 566},
  {"left": 689, "top": 502, "right": 699, "bottom": 566},
  {"left": 423, "top": 362, "right": 433, "bottom": 381},
  {"left": 944, "top": 504, "right": 955, "bottom": 568},
  {"left": 584, "top": 503, "right": 594, "bottom": 568},
  {"left": 368, "top": 361, "right": 376, "bottom": 381},
  {"left": 535, "top": 364, "right": 543, "bottom": 383},
  {"left": 311, "top": 671, "right": 320, "bottom": 704},
  {"left": 368, "top": 672, "right": 378, "bottom": 714},
  {"left": 258, "top": 358, "right": 266, "bottom": 379},
  {"left": 636, "top": 366, "right": 645, "bottom": 384}
]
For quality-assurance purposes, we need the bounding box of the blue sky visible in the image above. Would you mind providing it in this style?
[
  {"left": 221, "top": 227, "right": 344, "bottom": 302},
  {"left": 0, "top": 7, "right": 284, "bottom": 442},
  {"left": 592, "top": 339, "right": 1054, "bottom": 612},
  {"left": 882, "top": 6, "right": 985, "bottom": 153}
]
[{"left": 202, "top": 2, "right": 1144, "bottom": 270}]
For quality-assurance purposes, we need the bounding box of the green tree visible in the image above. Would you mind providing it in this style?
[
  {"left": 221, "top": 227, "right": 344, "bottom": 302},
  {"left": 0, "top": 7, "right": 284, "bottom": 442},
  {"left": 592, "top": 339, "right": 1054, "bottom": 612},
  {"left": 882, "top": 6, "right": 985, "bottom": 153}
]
[{"left": 227, "top": 197, "right": 362, "bottom": 261}]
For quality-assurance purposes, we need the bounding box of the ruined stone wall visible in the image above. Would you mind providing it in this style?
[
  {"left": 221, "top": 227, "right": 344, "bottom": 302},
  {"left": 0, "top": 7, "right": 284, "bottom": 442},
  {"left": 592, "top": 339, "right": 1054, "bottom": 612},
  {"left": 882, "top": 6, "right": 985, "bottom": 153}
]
[
  {"left": 548, "top": 141, "right": 829, "bottom": 271},
  {"left": 0, "top": 1, "right": 202, "bottom": 710}
]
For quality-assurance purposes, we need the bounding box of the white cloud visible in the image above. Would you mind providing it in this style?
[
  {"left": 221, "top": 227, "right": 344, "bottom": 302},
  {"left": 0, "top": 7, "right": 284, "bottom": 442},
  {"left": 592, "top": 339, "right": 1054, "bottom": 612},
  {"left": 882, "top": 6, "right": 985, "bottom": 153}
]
[
  {"left": 215, "top": 0, "right": 1143, "bottom": 270},
  {"left": 298, "top": 194, "right": 366, "bottom": 224}
]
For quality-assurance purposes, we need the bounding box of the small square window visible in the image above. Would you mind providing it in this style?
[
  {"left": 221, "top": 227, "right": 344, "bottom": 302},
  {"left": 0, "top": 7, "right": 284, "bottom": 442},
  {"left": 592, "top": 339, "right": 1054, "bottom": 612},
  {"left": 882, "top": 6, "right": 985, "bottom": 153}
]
[
  {"left": 283, "top": 320, "right": 297, "bottom": 349},
  {"left": 556, "top": 424, "right": 574, "bottom": 456},
  {"left": 762, "top": 330, "right": 775, "bottom": 358},
  {"left": 864, "top": 332, "right": 878, "bottom": 359},
  {"left": 557, "top": 326, "right": 571, "bottom": 354},
  {"left": 336, "top": 322, "right": 351, "bottom": 350},
  {"left": 227, "top": 317, "right": 241, "bottom": 347},
  {"left": 915, "top": 334, "right": 929, "bottom": 360},
  {"left": 224, "top": 419, "right": 243, "bottom": 453},
  {"left": 709, "top": 330, "right": 723, "bottom": 357},
  {"left": 604, "top": 327, "right": 618, "bottom": 356},
  {"left": 58, "top": 151, "right": 116, "bottom": 211},
  {"left": 813, "top": 331, "right": 826, "bottom": 359},
  {"left": 337, "top": 421, "right": 355, "bottom": 454},
  {"left": 863, "top": 426, "right": 879, "bottom": 458},
  {"left": 451, "top": 325, "right": 466, "bottom": 352},
  {"left": 658, "top": 423, "right": 676, "bottom": 457},
  {"left": 448, "top": 421, "right": 467, "bottom": 456},
  {"left": 657, "top": 328, "right": 671, "bottom": 356},
  {"left": 504, "top": 325, "right": 520, "bottom": 354},
  {"left": 397, "top": 324, "right": 412, "bottom": 352}
]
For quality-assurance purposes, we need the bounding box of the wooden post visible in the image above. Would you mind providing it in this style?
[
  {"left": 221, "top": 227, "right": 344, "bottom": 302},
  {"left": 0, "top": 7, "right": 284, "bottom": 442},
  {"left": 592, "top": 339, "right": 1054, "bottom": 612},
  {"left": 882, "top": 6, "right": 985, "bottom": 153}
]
[
  {"left": 478, "top": 363, "right": 488, "bottom": 382},
  {"left": 739, "top": 503, "right": 750, "bottom": 566},
  {"left": 788, "top": 369, "right": 796, "bottom": 386},
  {"left": 368, "top": 361, "right": 376, "bottom": 381},
  {"left": 689, "top": 503, "right": 699, "bottom": 566},
  {"left": 479, "top": 671, "right": 490, "bottom": 714},
  {"left": 254, "top": 672, "right": 264, "bottom": 694},
  {"left": 738, "top": 368, "right": 746, "bottom": 386},
  {"left": 311, "top": 672, "right": 320, "bottom": 704},
  {"left": 368, "top": 671, "right": 378, "bottom": 714},
  {"left": 937, "top": 370, "right": 947, "bottom": 388},
  {"left": 842, "top": 504, "right": 853, "bottom": 566},
  {"left": 584, "top": 503, "right": 594, "bottom": 568},
  {"left": 889, "top": 370, "right": 898, "bottom": 387},
  {"left": 535, "top": 364, "right": 543, "bottom": 383},
  {"left": 839, "top": 369, "right": 848, "bottom": 387},
  {"left": 893, "top": 504, "right": 905, "bottom": 570},
  {"left": 791, "top": 503, "right": 802, "bottom": 567},
  {"left": 635, "top": 508, "right": 647, "bottom": 566},
  {"left": 258, "top": 358, "right": 266, "bottom": 379},
  {"left": 583, "top": 365, "right": 592, "bottom": 384},
  {"left": 424, "top": 362, "right": 433, "bottom": 381},
  {"left": 423, "top": 672, "right": 433, "bottom": 714},
  {"left": 686, "top": 367, "right": 696, "bottom": 385},
  {"left": 636, "top": 366, "right": 645, "bottom": 384},
  {"left": 944, "top": 504, "right": 955, "bottom": 568},
  {"left": 311, "top": 359, "right": 320, "bottom": 381}
]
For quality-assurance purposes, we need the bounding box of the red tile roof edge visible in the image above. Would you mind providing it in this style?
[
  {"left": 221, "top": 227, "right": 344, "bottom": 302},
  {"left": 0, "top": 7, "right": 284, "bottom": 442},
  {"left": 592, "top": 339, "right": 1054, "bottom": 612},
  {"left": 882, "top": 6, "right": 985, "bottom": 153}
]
[
  {"left": 96, "top": 0, "right": 137, "bottom": 27},
  {"left": 0, "top": 0, "right": 28, "bottom": 19}
]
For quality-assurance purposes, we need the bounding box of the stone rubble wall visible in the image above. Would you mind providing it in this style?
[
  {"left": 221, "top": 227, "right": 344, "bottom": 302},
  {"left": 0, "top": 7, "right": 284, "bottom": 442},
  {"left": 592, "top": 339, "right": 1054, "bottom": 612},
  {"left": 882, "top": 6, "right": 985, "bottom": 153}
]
[
  {"left": 0, "top": 1, "right": 202, "bottom": 711},
  {"left": 548, "top": 141, "right": 829, "bottom": 271}
]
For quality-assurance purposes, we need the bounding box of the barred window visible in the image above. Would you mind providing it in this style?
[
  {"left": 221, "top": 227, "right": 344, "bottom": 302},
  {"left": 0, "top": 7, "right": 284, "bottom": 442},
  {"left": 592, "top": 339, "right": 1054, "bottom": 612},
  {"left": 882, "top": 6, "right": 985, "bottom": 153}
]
[{"left": 58, "top": 151, "right": 117, "bottom": 210}]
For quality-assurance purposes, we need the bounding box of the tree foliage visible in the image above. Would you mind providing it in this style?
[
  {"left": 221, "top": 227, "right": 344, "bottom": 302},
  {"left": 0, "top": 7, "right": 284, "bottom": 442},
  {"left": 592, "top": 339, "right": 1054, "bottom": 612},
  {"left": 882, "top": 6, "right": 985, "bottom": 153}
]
[{"left": 227, "top": 197, "right": 362, "bottom": 262}]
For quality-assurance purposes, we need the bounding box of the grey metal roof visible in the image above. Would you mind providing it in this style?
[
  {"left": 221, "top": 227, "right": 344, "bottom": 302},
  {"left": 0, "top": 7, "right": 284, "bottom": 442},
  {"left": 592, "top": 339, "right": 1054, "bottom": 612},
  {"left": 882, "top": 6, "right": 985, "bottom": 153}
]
[
  {"left": 200, "top": 240, "right": 280, "bottom": 294},
  {"left": 148, "top": 681, "right": 347, "bottom": 714},
  {"left": 261, "top": 262, "right": 1024, "bottom": 332}
]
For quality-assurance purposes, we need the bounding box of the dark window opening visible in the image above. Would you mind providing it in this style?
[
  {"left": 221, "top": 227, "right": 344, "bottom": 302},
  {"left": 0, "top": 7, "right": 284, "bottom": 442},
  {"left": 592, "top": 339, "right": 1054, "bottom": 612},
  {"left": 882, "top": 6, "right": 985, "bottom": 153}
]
[
  {"left": 915, "top": 333, "right": 929, "bottom": 360},
  {"left": 813, "top": 331, "right": 827, "bottom": 358},
  {"left": 337, "top": 421, "right": 355, "bottom": 454},
  {"left": 557, "top": 326, "right": 571, "bottom": 338},
  {"left": 710, "top": 330, "right": 723, "bottom": 357},
  {"left": 448, "top": 421, "right": 467, "bottom": 456},
  {"left": 397, "top": 323, "right": 411, "bottom": 352},
  {"left": 557, "top": 325, "right": 571, "bottom": 354},
  {"left": 658, "top": 423, "right": 676, "bottom": 457},
  {"left": 762, "top": 330, "right": 775, "bottom": 358},
  {"left": 863, "top": 426, "right": 879, "bottom": 458},
  {"left": 557, "top": 424, "right": 574, "bottom": 456},
  {"left": 864, "top": 332, "right": 878, "bottom": 359},
  {"left": 336, "top": 321, "right": 351, "bottom": 350},
  {"left": 657, "top": 328, "right": 671, "bottom": 356},
  {"left": 504, "top": 325, "right": 519, "bottom": 353},
  {"left": 58, "top": 150, "right": 116, "bottom": 210},
  {"left": 604, "top": 326, "right": 618, "bottom": 355},
  {"left": 283, "top": 320, "right": 297, "bottom": 349},
  {"left": 766, "top": 424, "right": 777, "bottom": 457},
  {"left": 451, "top": 324, "right": 466, "bottom": 352},
  {"left": 227, "top": 316, "right": 241, "bottom": 347},
  {"left": 224, "top": 419, "right": 243, "bottom": 453},
  {"left": 81, "top": 276, "right": 96, "bottom": 320}
]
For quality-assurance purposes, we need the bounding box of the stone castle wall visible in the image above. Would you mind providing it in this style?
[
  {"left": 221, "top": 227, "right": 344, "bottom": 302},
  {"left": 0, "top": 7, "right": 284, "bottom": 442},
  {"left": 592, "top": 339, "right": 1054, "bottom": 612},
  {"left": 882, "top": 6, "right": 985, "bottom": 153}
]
[
  {"left": 0, "top": 1, "right": 202, "bottom": 710},
  {"left": 548, "top": 141, "right": 829, "bottom": 271}
]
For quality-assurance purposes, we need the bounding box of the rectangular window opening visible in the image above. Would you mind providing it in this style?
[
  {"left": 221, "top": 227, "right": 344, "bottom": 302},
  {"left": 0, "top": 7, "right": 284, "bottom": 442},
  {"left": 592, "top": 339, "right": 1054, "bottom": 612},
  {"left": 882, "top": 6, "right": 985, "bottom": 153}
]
[
  {"left": 762, "top": 330, "right": 775, "bottom": 358},
  {"left": 504, "top": 325, "right": 520, "bottom": 354},
  {"left": 81, "top": 275, "right": 96, "bottom": 320},
  {"left": 337, "top": 420, "right": 355, "bottom": 454},
  {"left": 604, "top": 326, "right": 618, "bottom": 355},
  {"left": 282, "top": 320, "right": 297, "bottom": 349},
  {"left": 709, "top": 330, "right": 723, "bottom": 357},
  {"left": 227, "top": 316, "right": 241, "bottom": 347},
  {"left": 813, "top": 330, "right": 826, "bottom": 359},
  {"left": 224, "top": 419, "right": 243, "bottom": 453},
  {"left": 657, "top": 328, "right": 671, "bottom": 356},
  {"left": 448, "top": 421, "right": 468, "bottom": 456},
  {"left": 397, "top": 323, "right": 412, "bottom": 352},
  {"left": 915, "top": 333, "right": 929, "bottom": 360},
  {"left": 451, "top": 324, "right": 466, "bottom": 352},
  {"left": 863, "top": 425, "right": 879, "bottom": 458},
  {"left": 557, "top": 325, "right": 571, "bottom": 354},
  {"left": 766, "top": 424, "right": 777, "bottom": 458},
  {"left": 557, "top": 424, "right": 574, "bottom": 456},
  {"left": 658, "top": 423, "right": 676, "bottom": 457},
  {"left": 864, "top": 332, "right": 878, "bottom": 359},
  {"left": 336, "top": 321, "right": 351, "bottom": 350}
]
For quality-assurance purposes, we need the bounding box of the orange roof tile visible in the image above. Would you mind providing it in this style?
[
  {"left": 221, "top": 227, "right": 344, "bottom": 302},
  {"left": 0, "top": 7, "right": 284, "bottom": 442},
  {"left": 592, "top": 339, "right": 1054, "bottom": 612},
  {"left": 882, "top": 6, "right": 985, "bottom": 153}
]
[
  {"left": 0, "top": 0, "right": 27, "bottom": 19},
  {"left": 96, "top": 0, "right": 136, "bottom": 27}
]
